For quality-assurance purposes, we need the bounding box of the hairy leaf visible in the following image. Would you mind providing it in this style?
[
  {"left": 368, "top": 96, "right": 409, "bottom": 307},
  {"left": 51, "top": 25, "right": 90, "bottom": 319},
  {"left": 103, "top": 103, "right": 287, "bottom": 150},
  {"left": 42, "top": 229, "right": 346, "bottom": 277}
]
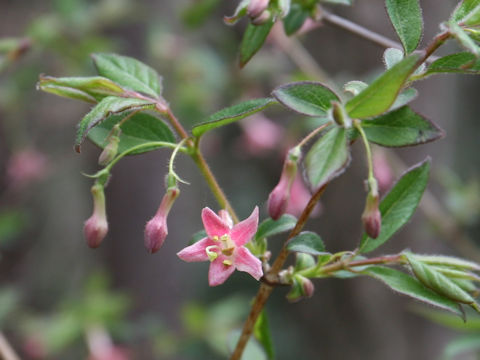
[
  {"left": 363, "top": 266, "right": 464, "bottom": 317},
  {"left": 272, "top": 81, "right": 339, "bottom": 117},
  {"left": 404, "top": 253, "right": 476, "bottom": 305},
  {"left": 346, "top": 54, "right": 420, "bottom": 119},
  {"left": 344, "top": 80, "right": 368, "bottom": 97},
  {"left": 305, "top": 127, "right": 350, "bottom": 189},
  {"left": 239, "top": 19, "right": 275, "bottom": 68},
  {"left": 360, "top": 158, "right": 430, "bottom": 253},
  {"left": 192, "top": 98, "right": 276, "bottom": 137},
  {"left": 390, "top": 88, "right": 418, "bottom": 110},
  {"left": 38, "top": 75, "right": 125, "bottom": 103},
  {"left": 255, "top": 214, "right": 297, "bottom": 241},
  {"left": 361, "top": 106, "right": 444, "bottom": 147},
  {"left": 451, "top": 0, "right": 480, "bottom": 22},
  {"left": 425, "top": 52, "right": 480, "bottom": 75},
  {"left": 448, "top": 22, "right": 480, "bottom": 57},
  {"left": 385, "top": 0, "right": 423, "bottom": 53},
  {"left": 287, "top": 231, "right": 326, "bottom": 255},
  {"left": 383, "top": 48, "right": 404, "bottom": 69},
  {"left": 413, "top": 255, "right": 480, "bottom": 272},
  {"left": 76, "top": 96, "right": 155, "bottom": 152},
  {"left": 92, "top": 53, "right": 162, "bottom": 98},
  {"left": 87, "top": 112, "right": 175, "bottom": 155}
]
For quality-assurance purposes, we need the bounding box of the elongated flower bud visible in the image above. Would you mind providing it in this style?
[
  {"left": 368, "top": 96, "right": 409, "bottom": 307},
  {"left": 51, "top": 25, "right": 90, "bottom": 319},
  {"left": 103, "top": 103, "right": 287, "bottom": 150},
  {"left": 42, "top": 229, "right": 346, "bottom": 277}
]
[
  {"left": 84, "top": 183, "right": 108, "bottom": 248},
  {"left": 362, "top": 190, "right": 381, "bottom": 239},
  {"left": 268, "top": 148, "right": 300, "bottom": 220},
  {"left": 144, "top": 185, "right": 180, "bottom": 253},
  {"left": 247, "top": 0, "right": 269, "bottom": 19},
  {"left": 287, "top": 275, "right": 315, "bottom": 302},
  {"left": 98, "top": 127, "right": 121, "bottom": 166}
]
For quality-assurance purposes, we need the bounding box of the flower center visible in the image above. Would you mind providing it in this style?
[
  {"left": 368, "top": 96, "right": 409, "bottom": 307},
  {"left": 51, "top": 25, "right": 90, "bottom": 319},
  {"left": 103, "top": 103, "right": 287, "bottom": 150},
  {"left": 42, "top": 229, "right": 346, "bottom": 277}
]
[{"left": 206, "top": 233, "right": 235, "bottom": 265}]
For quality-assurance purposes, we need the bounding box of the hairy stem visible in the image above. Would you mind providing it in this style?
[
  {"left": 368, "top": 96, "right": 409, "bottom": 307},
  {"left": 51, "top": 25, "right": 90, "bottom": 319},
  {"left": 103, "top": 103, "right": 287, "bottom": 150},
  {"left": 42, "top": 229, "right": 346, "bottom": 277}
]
[{"left": 230, "top": 184, "right": 327, "bottom": 360}]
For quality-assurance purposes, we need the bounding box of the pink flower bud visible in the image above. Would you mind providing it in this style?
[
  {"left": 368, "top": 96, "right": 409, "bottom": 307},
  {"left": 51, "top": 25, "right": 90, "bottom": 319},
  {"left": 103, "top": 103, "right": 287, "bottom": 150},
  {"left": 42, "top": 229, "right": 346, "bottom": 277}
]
[
  {"left": 300, "top": 276, "right": 315, "bottom": 298},
  {"left": 268, "top": 149, "right": 299, "bottom": 220},
  {"left": 144, "top": 186, "right": 180, "bottom": 253},
  {"left": 84, "top": 183, "right": 108, "bottom": 248},
  {"left": 247, "top": 0, "right": 269, "bottom": 19},
  {"left": 362, "top": 192, "right": 381, "bottom": 239}
]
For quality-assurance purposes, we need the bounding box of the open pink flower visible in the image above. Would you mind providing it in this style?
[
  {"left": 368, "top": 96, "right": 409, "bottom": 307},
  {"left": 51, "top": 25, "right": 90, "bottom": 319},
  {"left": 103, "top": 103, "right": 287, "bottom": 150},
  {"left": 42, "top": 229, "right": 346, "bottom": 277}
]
[{"left": 177, "top": 207, "right": 263, "bottom": 286}]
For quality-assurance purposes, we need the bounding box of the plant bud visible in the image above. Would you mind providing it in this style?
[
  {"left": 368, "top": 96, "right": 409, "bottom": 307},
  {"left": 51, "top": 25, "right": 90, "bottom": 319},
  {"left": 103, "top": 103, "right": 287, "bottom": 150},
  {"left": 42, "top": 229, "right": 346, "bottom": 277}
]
[
  {"left": 84, "top": 183, "right": 108, "bottom": 248},
  {"left": 331, "top": 101, "right": 351, "bottom": 128},
  {"left": 144, "top": 186, "right": 180, "bottom": 253},
  {"left": 267, "top": 148, "right": 300, "bottom": 220},
  {"left": 247, "top": 0, "right": 269, "bottom": 19},
  {"left": 287, "top": 275, "right": 314, "bottom": 302},
  {"left": 362, "top": 191, "right": 381, "bottom": 239},
  {"left": 98, "top": 127, "right": 121, "bottom": 166}
]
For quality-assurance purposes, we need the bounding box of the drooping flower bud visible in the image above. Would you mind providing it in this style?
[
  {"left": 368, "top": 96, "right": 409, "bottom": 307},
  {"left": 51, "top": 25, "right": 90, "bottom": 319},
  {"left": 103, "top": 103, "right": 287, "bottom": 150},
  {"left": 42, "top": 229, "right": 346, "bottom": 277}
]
[
  {"left": 84, "top": 182, "right": 108, "bottom": 248},
  {"left": 144, "top": 184, "right": 180, "bottom": 253},
  {"left": 362, "top": 187, "right": 381, "bottom": 239},
  {"left": 247, "top": 0, "right": 269, "bottom": 19},
  {"left": 287, "top": 275, "right": 315, "bottom": 302},
  {"left": 98, "top": 126, "right": 121, "bottom": 166},
  {"left": 267, "top": 147, "right": 300, "bottom": 220}
]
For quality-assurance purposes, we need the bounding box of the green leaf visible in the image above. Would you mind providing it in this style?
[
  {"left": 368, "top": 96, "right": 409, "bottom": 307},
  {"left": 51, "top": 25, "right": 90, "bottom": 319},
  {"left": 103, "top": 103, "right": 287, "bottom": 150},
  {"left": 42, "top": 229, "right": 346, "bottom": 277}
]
[
  {"left": 363, "top": 266, "right": 464, "bottom": 317},
  {"left": 344, "top": 80, "right": 368, "bottom": 97},
  {"left": 385, "top": 0, "right": 423, "bottom": 53},
  {"left": 305, "top": 126, "right": 350, "bottom": 189},
  {"left": 463, "top": 5, "right": 480, "bottom": 26},
  {"left": 287, "top": 231, "right": 326, "bottom": 255},
  {"left": 254, "top": 310, "right": 274, "bottom": 360},
  {"left": 425, "top": 52, "right": 480, "bottom": 75},
  {"left": 404, "top": 252, "right": 476, "bottom": 305},
  {"left": 76, "top": 96, "right": 155, "bottom": 152},
  {"left": 448, "top": 22, "right": 480, "bottom": 57},
  {"left": 239, "top": 19, "right": 275, "bottom": 68},
  {"left": 272, "top": 81, "right": 339, "bottom": 117},
  {"left": 92, "top": 53, "right": 162, "bottom": 98},
  {"left": 37, "top": 75, "right": 125, "bottom": 103},
  {"left": 390, "top": 88, "right": 418, "bottom": 110},
  {"left": 283, "top": 3, "right": 309, "bottom": 36},
  {"left": 346, "top": 54, "right": 420, "bottom": 119},
  {"left": 451, "top": 0, "right": 480, "bottom": 22},
  {"left": 360, "top": 158, "right": 430, "bottom": 253},
  {"left": 254, "top": 214, "right": 297, "bottom": 241},
  {"left": 383, "top": 48, "right": 404, "bottom": 69},
  {"left": 361, "top": 106, "right": 444, "bottom": 147},
  {"left": 87, "top": 112, "right": 175, "bottom": 155},
  {"left": 413, "top": 254, "right": 480, "bottom": 272},
  {"left": 192, "top": 98, "right": 276, "bottom": 137}
]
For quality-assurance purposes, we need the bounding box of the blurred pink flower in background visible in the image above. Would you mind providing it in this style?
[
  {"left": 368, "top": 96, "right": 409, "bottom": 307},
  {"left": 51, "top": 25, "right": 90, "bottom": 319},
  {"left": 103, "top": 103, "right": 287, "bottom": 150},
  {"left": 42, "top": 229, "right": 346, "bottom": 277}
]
[
  {"left": 86, "top": 327, "right": 129, "bottom": 360},
  {"left": 285, "top": 176, "right": 321, "bottom": 218},
  {"left": 6, "top": 148, "right": 49, "bottom": 189},
  {"left": 236, "top": 115, "right": 284, "bottom": 157},
  {"left": 373, "top": 149, "right": 394, "bottom": 193}
]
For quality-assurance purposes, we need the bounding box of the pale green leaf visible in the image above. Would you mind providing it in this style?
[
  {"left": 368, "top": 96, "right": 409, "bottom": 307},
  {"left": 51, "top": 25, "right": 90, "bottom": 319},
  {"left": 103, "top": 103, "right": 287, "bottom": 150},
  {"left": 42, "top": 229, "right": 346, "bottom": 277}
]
[
  {"left": 254, "top": 214, "right": 297, "bottom": 241},
  {"left": 287, "top": 231, "right": 326, "bottom": 255},
  {"left": 239, "top": 20, "right": 275, "bottom": 68}
]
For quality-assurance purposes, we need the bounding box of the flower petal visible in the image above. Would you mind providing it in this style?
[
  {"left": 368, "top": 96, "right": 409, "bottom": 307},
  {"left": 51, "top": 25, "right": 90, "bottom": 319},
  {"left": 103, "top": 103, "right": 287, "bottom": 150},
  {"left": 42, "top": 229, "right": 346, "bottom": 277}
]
[
  {"left": 208, "top": 257, "right": 236, "bottom": 286},
  {"left": 235, "top": 247, "right": 263, "bottom": 280},
  {"left": 202, "top": 207, "right": 231, "bottom": 239},
  {"left": 230, "top": 206, "right": 259, "bottom": 246},
  {"left": 177, "top": 238, "right": 215, "bottom": 262}
]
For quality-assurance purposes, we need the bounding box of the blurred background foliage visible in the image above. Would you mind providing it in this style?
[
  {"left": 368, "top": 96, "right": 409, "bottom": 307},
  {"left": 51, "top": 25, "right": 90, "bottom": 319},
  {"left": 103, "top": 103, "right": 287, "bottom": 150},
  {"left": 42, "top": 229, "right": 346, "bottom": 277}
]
[{"left": 0, "top": 0, "right": 479, "bottom": 359}]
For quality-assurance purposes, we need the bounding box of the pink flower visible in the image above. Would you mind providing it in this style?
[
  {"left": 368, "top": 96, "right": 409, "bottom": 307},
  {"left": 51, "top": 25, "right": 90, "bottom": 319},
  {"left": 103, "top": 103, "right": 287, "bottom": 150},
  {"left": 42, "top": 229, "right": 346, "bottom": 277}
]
[
  {"left": 177, "top": 207, "right": 263, "bottom": 286},
  {"left": 236, "top": 115, "right": 284, "bottom": 157},
  {"left": 84, "top": 183, "right": 108, "bottom": 248}
]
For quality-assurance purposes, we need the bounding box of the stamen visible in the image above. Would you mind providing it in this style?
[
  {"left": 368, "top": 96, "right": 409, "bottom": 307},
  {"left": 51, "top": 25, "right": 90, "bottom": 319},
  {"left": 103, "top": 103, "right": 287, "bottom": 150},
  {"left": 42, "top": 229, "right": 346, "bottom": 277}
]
[
  {"left": 206, "top": 245, "right": 219, "bottom": 262},
  {"left": 212, "top": 235, "right": 219, "bottom": 242},
  {"left": 223, "top": 259, "right": 233, "bottom": 266},
  {"left": 222, "top": 247, "right": 234, "bottom": 256},
  {"left": 220, "top": 234, "right": 229, "bottom": 242}
]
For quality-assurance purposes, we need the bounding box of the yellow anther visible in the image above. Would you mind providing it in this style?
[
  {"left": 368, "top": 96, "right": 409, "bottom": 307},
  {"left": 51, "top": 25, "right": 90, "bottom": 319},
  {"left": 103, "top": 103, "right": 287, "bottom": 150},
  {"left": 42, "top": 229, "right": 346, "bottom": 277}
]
[
  {"left": 222, "top": 247, "right": 234, "bottom": 256},
  {"left": 223, "top": 259, "right": 233, "bottom": 266},
  {"left": 212, "top": 235, "right": 219, "bottom": 242}
]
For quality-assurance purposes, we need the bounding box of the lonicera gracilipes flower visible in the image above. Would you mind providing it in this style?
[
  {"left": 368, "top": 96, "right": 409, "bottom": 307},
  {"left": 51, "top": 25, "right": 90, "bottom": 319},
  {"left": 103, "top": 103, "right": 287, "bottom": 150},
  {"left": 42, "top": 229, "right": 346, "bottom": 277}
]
[
  {"left": 84, "top": 182, "right": 108, "bottom": 248},
  {"left": 144, "top": 181, "right": 180, "bottom": 254},
  {"left": 267, "top": 147, "right": 301, "bottom": 220},
  {"left": 362, "top": 179, "right": 381, "bottom": 239},
  {"left": 177, "top": 207, "right": 263, "bottom": 286}
]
